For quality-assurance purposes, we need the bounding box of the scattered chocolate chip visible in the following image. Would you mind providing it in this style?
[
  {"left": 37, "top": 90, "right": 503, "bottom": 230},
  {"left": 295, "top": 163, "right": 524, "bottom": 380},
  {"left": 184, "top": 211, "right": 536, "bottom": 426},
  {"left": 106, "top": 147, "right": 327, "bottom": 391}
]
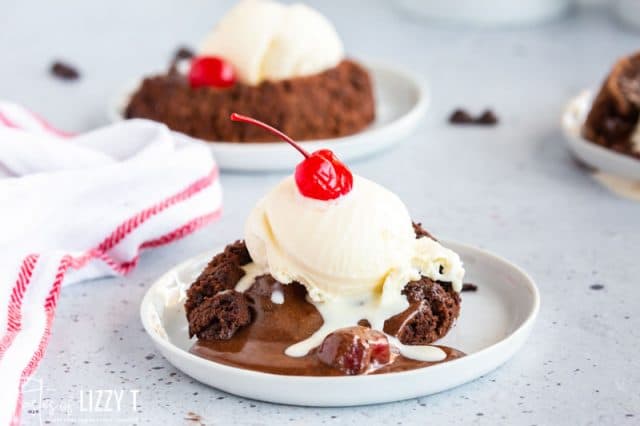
[
  {"left": 449, "top": 109, "right": 474, "bottom": 124},
  {"left": 50, "top": 61, "right": 80, "bottom": 80},
  {"left": 145, "top": 354, "right": 155, "bottom": 360},
  {"left": 449, "top": 108, "right": 499, "bottom": 126},
  {"left": 476, "top": 109, "right": 498, "bottom": 125},
  {"left": 462, "top": 283, "right": 478, "bottom": 292},
  {"left": 590, "top": 284, "right": 605, "bottom": 290},
  {"left": 174, "top": 46, "right": 195, "bottom": 61}
]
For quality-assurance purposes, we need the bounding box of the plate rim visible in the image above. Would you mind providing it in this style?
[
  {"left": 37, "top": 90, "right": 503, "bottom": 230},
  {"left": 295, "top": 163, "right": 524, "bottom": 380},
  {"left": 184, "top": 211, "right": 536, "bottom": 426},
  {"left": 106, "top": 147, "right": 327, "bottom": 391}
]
[
  {"left": 140, "top": 240, "right": 540, "bottom": 383},
  {"left": 562, "top": 90, "right": 640, "bottom": 180}
]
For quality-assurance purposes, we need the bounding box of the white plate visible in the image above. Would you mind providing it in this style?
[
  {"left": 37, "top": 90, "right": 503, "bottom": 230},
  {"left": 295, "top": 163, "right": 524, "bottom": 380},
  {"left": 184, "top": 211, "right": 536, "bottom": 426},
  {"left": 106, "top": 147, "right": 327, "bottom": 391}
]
[
  {"left": 396, "top": 0, "right": 570, "bottom": 27},
  {"left": 562, "top": 90, "right": 640, "bottom": 181},
  {"left": 140, "top": 241, "right": 539, "bottom": 407},
  {"left": 110, "top": 63, "right": 428, "bottom": 171}
]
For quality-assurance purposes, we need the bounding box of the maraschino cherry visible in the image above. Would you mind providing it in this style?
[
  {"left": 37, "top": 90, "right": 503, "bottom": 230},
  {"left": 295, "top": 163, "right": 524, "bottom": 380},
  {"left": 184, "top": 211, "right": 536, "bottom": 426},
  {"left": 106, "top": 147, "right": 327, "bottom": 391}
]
[
  {"left": 230, "top": 113, "right": 353, "bottom": 201},
  {"left": 188, "top": 56, "right": 236, "bottom": 89}
]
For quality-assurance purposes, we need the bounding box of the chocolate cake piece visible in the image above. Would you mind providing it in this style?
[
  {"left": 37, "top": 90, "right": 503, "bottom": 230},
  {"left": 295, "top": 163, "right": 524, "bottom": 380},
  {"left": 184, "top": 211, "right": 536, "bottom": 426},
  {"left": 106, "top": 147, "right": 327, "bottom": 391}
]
[
  {"left": 187, "top": 290, "right": 251, "bottom": 340},
  {"left": 185, "top": 223, "right": 460, "bottom": 343},
  {"left": 185, "top": 240, "right": 250, "bottom": 318},
  {"left": 584, "top": 52, "right": 640, "bottom": 159},
  {"left": 383, "top": 278, "right": 461, "bottom": 345},
  {"left": 125, "top": 60, "right": 375, "bottom": 142}
]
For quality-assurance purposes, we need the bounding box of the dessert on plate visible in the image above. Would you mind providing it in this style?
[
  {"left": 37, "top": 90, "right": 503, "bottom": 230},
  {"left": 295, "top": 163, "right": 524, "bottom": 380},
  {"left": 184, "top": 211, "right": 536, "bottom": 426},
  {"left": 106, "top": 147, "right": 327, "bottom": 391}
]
[
  {"left": 184, "top": 114, "right": 466, "bottom": 376},
  {"left": 125, "top": 0, "right": 375, "bottom": 143},
  {"left": 583, "top": 51, "right": 640, "bottom": 159}
]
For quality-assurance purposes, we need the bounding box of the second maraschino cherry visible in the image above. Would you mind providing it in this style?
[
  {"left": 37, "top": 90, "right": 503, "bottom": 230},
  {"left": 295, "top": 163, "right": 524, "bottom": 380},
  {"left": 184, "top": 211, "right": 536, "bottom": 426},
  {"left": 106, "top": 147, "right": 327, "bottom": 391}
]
[
  {"left": 230, "top": 113, "right": 353, "bottom": 201},
  {"left": 189, "top": 56, "right": 236, "bottom": 89}
]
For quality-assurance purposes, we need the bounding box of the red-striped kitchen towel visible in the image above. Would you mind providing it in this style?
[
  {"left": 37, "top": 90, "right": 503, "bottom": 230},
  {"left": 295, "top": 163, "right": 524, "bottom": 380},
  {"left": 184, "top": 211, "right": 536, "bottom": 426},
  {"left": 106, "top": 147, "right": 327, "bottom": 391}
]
[{"left": 0, "top": 103, "right": 223, "bottom": 425}]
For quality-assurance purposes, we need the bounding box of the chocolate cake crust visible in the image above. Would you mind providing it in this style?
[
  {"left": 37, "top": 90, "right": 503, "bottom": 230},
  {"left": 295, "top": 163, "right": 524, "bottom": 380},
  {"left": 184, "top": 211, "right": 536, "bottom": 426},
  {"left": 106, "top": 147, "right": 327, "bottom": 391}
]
[
  {"left": 184, "top": 224, "right": 461, "bottom": 345},
  {"left": 125, "top": 60, "right": 375, "bottom": 142}
]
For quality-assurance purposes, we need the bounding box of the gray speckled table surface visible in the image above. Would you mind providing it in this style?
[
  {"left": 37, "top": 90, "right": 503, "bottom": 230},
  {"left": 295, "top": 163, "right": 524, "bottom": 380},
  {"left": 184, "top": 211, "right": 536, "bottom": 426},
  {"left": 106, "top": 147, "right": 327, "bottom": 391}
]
[{"left": 3, "top": 0, "right": 640, "bottom": 425}]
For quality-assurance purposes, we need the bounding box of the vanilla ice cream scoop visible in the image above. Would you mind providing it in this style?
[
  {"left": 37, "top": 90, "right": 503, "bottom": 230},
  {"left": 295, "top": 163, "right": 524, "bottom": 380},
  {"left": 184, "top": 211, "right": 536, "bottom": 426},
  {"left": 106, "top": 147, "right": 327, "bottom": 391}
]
[
  {"left": 200, "top": 0, "right": 344, "bottom": 85},
  {"left": 244, "top": 175, "right": 465, "bottom": 303}
]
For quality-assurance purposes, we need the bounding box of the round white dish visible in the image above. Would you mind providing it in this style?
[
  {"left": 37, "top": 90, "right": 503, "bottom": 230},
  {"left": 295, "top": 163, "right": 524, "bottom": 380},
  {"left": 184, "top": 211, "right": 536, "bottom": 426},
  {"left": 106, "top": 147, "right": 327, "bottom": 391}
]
[
  {"left": 395, "top": 0, "right": 570, "bottom": 27},
  {"left": 110, "top": 63, "right": 428, "bottom": 171},
  {"left": 562, "top": 90, "right": 640, "bottom": 181},
  {"left": 140, "top": 241, "right": 539, "bottom": 407}
]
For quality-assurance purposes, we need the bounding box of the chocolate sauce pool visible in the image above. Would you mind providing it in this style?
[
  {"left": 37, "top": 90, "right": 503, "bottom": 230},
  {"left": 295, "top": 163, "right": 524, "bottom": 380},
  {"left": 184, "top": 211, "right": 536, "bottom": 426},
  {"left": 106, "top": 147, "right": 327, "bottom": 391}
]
[{"left": 190, "top": 275, "right": 464, "bottom": 376}]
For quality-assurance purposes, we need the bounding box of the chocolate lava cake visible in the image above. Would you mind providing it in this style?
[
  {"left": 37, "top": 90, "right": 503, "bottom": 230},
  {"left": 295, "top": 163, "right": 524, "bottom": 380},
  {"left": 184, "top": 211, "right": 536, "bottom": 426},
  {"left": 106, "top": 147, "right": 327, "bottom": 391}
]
[
  {"left": 125, "top": 60, "right": 375, "bottom": 143},
  {"left": 184, "top": 224, "right": 461, "bottom": 375},
  {"left": 583, "top": 52, "right": 640, "bottom": 159}
]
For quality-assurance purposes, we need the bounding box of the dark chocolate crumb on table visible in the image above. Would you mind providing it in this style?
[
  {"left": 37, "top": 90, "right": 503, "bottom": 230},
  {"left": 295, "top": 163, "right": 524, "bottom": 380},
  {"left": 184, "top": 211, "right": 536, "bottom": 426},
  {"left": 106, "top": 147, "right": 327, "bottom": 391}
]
[
  {"left": 462, "top": 283, "right": 478, "bottom": 292},
  {"left": 476, "top": 109, "right": 498, "bottom": 125},
  {"left": 449, "top": 109, "right": 474, "bottom": 124},
  {"left": 449, "top": 108, "right": 499, "bottom": 125},
  {"left": 50, "top": 61, "right": 80, "bottom": 80}
]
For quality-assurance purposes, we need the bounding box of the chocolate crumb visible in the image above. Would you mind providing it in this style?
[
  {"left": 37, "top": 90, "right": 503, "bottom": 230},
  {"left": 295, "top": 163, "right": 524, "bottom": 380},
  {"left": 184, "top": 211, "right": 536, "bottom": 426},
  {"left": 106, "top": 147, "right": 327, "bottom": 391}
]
[
  {"left": 174, "top": 46, "right": 195, "bottom": 61},
  {"left": 476, "top": 109, "right": 498, "bottom": 125},
  {"left": 50, "top": 61, "right": 80, "bottom": 80},
  {"left": 590, "top": 284, "right": 605, "bottom": 290},
  {"left": 449, "top": 109, "right": 474, "bottom": 124},
  {"left": 462, "top": 283, "right": 478, "bottom": 292},
  {"left": 145, "top": 354, "right": 155, "bottom": 360}
]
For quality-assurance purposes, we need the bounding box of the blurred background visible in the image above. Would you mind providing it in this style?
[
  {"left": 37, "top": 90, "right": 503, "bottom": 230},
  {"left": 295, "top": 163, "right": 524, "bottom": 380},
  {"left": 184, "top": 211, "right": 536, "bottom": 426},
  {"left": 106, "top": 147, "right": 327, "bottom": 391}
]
[{"left": 1, "top": 0, "right": 638, "bottom": 132}]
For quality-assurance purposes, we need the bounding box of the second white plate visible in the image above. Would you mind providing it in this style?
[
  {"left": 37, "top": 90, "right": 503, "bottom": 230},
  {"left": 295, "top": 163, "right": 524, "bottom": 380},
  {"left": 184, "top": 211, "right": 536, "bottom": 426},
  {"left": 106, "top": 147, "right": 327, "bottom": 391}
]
[
  {"left": 140, "top": 241, "right": 539, "bottom": 407},
  {"left": 110, "top": 63, "right": 428, "bottom": 171},
  {"left": 562, "top": 90, "right": 640, "bottom": 181}
]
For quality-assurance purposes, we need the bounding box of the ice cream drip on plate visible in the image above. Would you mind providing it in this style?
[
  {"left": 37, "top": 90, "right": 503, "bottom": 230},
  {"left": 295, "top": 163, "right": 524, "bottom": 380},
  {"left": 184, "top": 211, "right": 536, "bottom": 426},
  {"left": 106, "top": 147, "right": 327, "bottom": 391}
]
[{"left": 231, "top": 114, "right": 465, "bottom": 362}]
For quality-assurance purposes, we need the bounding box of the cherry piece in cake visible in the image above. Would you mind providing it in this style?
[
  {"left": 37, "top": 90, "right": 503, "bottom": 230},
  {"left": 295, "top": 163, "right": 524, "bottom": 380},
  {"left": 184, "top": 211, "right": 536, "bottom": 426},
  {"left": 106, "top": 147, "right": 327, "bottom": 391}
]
[{"left": 316, "top": 326, "right": 391, "bottom": 375}]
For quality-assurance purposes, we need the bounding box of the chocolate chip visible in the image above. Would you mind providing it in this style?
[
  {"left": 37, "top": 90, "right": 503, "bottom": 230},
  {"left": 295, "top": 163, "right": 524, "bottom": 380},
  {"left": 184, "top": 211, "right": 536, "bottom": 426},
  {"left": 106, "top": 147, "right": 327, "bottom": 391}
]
[
  {"left": 174, "top": 46, "right": 195, "bottom": 61},
  {"left": 476, "top": 109, "right": 498, "bottom": 125},
  {"left": 462, "top": 283, "right": 478, "bottom": 292},
  {"left": 590, "top": 284, "right": 605, "bottom": 290},
  {"left": 50, "top": 61, "right": 80, "bottom": 80},
  {"left": 449, "top": 109, "right": 474, "bottom": 124}
]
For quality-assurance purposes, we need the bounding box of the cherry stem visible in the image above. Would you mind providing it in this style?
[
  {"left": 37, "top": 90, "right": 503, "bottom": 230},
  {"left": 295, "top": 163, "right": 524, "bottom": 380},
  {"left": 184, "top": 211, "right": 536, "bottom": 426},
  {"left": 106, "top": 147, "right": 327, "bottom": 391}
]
[{"left": 230, "top": 113, "right": 310, "bottom": 158}]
